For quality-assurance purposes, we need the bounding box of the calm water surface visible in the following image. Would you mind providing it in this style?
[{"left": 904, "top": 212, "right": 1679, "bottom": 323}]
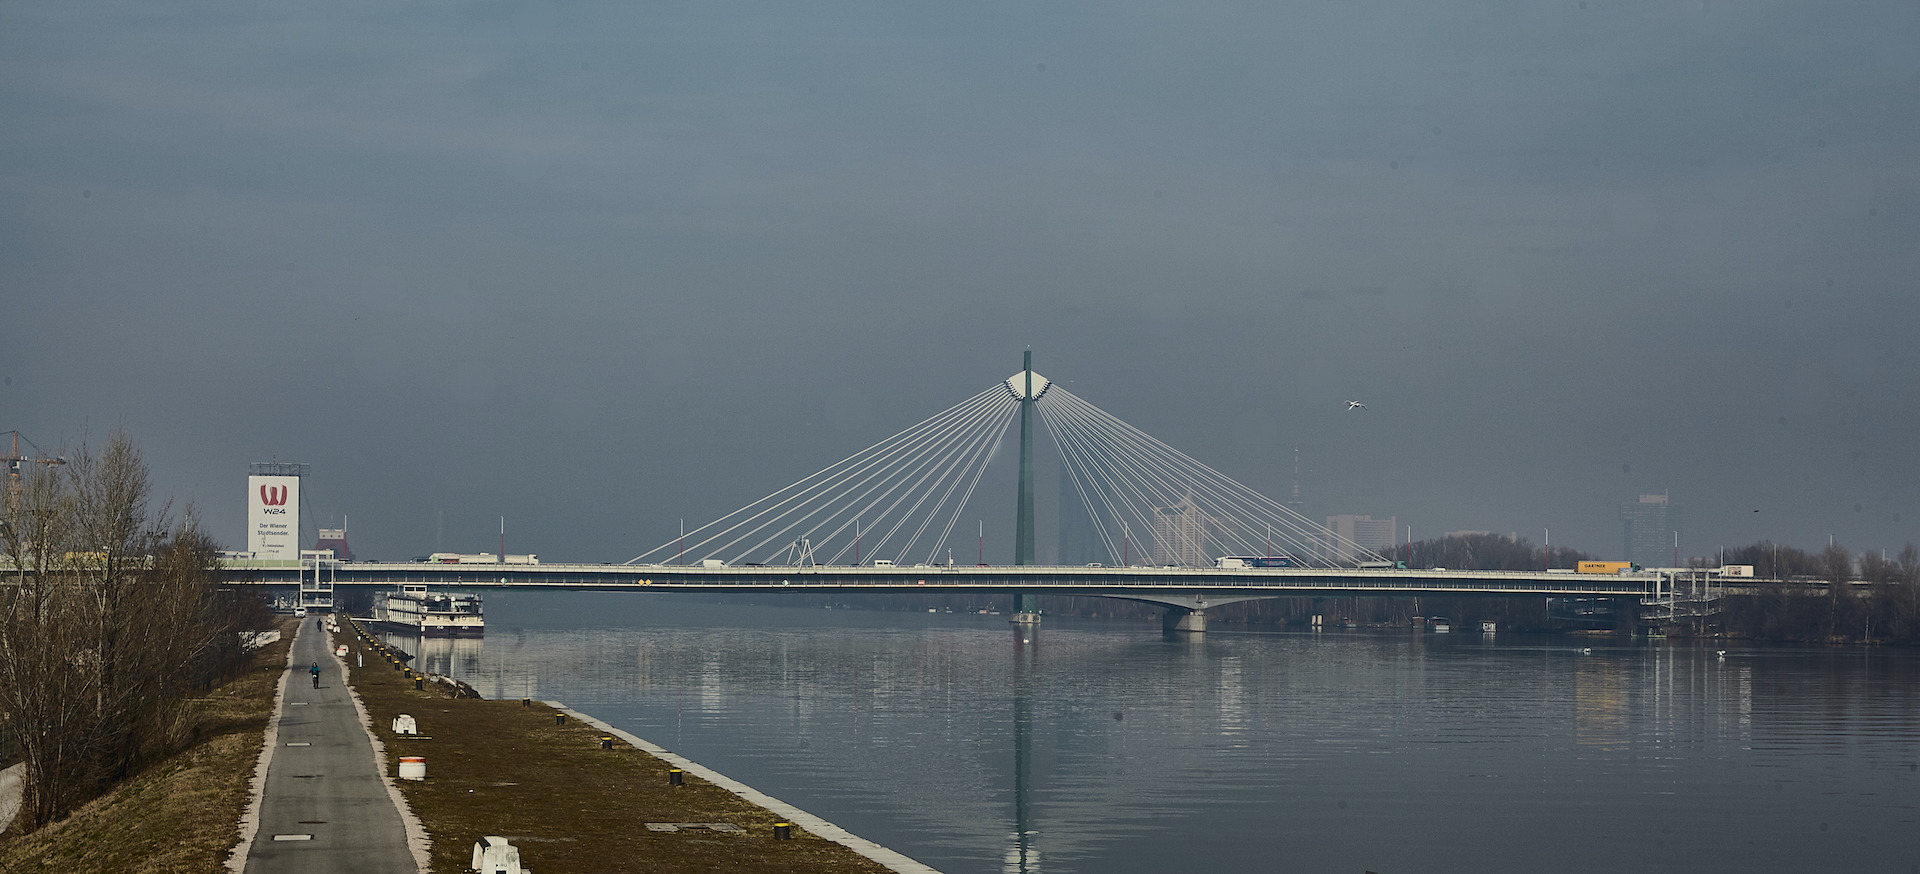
[{"left": 393, "top": 591, "right": 1920, "bottom": 874}]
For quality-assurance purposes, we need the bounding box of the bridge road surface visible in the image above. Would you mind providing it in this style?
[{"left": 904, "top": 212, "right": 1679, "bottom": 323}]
[{"left": 243, "top": 616, "right": 417, "bottom": 874}]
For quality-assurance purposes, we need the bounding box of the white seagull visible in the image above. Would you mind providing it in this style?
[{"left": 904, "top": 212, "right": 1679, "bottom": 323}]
[{"left": 1346, "top": 400, "right": 1366, "bottom": 411}]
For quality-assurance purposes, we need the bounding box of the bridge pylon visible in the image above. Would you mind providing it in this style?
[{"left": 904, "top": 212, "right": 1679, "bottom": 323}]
[{"left": 1011, "top": 351, "right": 1044, "bottom": 624}]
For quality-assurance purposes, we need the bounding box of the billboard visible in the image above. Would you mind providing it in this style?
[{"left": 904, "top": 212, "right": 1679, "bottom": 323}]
[{"left": 248, "top": 475, "right": 300, "bottom": 562}]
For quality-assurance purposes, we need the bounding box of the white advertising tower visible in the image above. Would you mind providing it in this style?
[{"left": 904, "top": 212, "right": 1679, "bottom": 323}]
[{"left": 247, "top": 462, "right": 308, "bottom": 564}]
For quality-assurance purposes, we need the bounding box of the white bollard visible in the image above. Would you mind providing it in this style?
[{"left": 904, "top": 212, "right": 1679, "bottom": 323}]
[
  {"left": 471, "top": 836, "right": 525, "bottom": 874},
  {"left": 398, "top": 756, "right": 426, "bottom": 780}
]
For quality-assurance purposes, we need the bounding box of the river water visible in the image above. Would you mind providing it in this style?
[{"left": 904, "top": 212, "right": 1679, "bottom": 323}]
[{"left": 390, "top": 590, "right": 1920, "bottom": 874}]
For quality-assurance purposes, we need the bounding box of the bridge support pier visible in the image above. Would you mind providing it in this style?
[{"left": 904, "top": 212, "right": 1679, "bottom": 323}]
[
  {"left": 1011, "top": 592, "right": 1041, "bottom": 625},
  {"left": 1162, "top": 607, "right": 1206, "bottom": 634}
]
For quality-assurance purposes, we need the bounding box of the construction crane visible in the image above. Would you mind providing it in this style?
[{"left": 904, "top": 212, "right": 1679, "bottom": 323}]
[{"left": 4, "top": 430, "right": 67, "bottom": 524}]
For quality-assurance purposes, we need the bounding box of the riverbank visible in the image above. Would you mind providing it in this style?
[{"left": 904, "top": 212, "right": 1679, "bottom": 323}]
[
  {"left": 338, "top": 619, "right": 910, "bottom": 873},
  {"left": 0, "top": 622, "right": 294, "bottom": 872}
]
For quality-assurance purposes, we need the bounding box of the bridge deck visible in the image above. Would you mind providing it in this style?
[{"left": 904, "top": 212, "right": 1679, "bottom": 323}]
[{"left": 230, "top": 562, "right": 1667, "bottom": 598}]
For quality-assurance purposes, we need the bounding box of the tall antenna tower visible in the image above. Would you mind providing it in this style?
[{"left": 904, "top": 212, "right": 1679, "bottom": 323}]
[{"left": 1288, "top": 444, "right": 1304, "bottom": 513}]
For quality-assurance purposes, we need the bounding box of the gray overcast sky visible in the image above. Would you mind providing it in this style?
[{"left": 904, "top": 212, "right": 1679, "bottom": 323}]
[{"left": 4, "top": 0, "right": 1916, "bottom": 563}]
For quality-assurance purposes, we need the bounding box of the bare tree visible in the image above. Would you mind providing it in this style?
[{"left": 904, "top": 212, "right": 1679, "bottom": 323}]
[
  {"left": 0, "top": 442, "right": 92, "bottom": 827},
  {"left": 0, "top": 431, "right": 234, "bottom": 830}
]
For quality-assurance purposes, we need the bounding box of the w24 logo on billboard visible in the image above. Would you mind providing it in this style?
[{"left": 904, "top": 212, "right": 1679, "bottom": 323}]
[{"left": 259, "top": 485, "right": 289, "bottom": 506}]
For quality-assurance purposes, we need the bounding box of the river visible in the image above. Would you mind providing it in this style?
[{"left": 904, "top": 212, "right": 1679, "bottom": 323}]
[{"left": 387, "top": 590, "right": 1920, "bottom": 874}]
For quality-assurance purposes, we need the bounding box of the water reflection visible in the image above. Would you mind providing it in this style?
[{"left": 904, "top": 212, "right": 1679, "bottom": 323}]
[
  {"left": 1008, "top": 625, "right": 1037, "bottom": 874},
  {"left": 421, "top": 592, "right": 1920, "bottom": 874},
  {"left": 374, "top": 633, "right": 507, "bottom": 699},
  {"left": 1573, "top": 656, "right": 1628, "bottom": 749},
  {"left": 422, "top": 636, "right": 485, "bottom": 678}
]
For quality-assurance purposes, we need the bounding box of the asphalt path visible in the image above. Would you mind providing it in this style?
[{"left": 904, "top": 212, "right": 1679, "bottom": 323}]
[{"left": 241, "top": 616, "right": 417, "bottom": 874}]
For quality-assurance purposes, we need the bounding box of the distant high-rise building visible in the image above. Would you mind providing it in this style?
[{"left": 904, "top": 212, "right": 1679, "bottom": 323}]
[
  {"left": 1288, "top": 444, "right": 1305, "bottom": 514},
  {"left": 1621, "top": 493, "right": 1681, "bottom": 568},
  {"left": 1058, "top": 468, "right": 1101, "bottom": 566},
  {"left": 1325, "top": 514, "right": 1397, "bottom": 564},
  {"left": 1154, "top": 494, "right": 1212, "bottom": 567}
]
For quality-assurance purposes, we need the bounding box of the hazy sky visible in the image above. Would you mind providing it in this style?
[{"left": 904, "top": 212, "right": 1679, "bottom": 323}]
[{"left": 4, "top": 0, "right": 1916, "bottom": 563}]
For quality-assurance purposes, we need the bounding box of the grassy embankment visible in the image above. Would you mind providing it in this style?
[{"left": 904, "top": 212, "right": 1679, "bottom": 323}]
[
  {"left": 0, "top": 620, "right": 296, "bottom": 873},
  {"left": 339, "top": 619, "right": 895, "bottom": 874}
]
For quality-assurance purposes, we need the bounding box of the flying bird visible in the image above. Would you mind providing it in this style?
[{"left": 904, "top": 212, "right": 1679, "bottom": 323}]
[{"left": 1347, "top": 400, "right": 1366, "bottom": 411}]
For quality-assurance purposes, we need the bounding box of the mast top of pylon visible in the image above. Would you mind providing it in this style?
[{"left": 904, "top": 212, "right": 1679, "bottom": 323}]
[{"left": 1004, "top": 367, "right": 1051, "bottom": 401}]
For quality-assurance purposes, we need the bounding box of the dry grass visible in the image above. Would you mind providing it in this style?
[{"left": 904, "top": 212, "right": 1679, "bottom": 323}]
[
  {"left": 0, "top": 620, "right": 295, "bottom": 873},
  {"left": 341, "top": 621, "right": 896, "bottom": 874},
  {"left": 0, "top": 618, "right": 899, "bottom": 874}
]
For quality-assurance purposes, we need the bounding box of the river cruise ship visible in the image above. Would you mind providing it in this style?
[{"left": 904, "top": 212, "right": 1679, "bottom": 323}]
[{"left": 370, "top": 584, "right": 484, "bottom": 638}]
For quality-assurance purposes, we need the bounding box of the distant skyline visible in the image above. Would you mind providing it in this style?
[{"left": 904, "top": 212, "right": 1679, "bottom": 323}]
[{"left": 5, "top": 1, "right": 1916, "bottom": 563}]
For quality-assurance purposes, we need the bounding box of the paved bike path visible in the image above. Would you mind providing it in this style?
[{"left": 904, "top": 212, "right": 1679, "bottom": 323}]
[{"left": 238, "top": 616, "right": 420, "bottom": 874}]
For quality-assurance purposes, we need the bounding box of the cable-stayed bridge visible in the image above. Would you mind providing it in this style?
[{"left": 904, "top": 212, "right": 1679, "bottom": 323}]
[
  {"left": 232, "top": 355, "right": 1695, "bottom": 630},
  {"left": 626, "top": 353, "right": 1388, "bottom": 574}
]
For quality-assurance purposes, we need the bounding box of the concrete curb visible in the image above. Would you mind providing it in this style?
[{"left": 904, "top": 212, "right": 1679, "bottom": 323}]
[
  {"left": 334, "top": 625, "right": 434, "bottom": 874},
  {"left": 225, "top": 623, "right": 296, "bottom": 873},
  {"left": 550, "top": 703, "right": 943, "bottom": 874}
]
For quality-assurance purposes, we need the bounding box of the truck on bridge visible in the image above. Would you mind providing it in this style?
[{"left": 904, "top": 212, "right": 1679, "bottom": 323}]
[
  {"left": 1577, "top": 561, "right": 1635, "bottom": 574},
  {"left": 1215, "top": 556, "right": 1297, "bottom": 569},
  {"left": 424, "top": 552, "right": 540, "bottom": 565}
]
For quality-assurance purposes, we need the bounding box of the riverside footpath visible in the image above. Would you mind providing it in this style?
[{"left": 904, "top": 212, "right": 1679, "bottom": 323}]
[
  {"left": 331, "top": 618, "right": 936, "bottom": 874},
  {"left": 234, "top": 615, "right": 422, "bottom": 873}
]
